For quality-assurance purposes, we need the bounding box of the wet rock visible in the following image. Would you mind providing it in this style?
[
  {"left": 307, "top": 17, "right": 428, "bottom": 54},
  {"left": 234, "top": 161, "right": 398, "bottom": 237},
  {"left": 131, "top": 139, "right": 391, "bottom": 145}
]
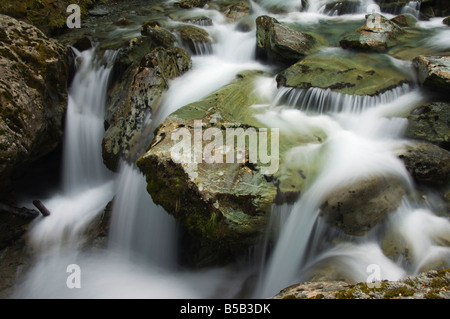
[
  {"left": 340, "top": 13, "right": 405, "bottom": 53},
  {"left": 103, "top": 46, "right": 192, "bottom": 171},
  {"left": 0, "top": 203, "right": 39, "bottom": 250},
  {"left": 413, "top": 55, "right": 450, "bottom": 95},
  {"left": 178, "top": 25, "right": 213, "bottom": 55},
  {"left": 0, "top": 15, "right": 71, "bottom": 192},
  {"left": 222, "top": 1, "right": 251, "bottom": 22},
  {"left": 444, "top": 16, "right": 450, "bottom": 26},
  {"left": 272, "top": 268, "right": 450, "bottom": 299},
  {"left": 181, "top": 16, "right": 213, "bottom": 26},
  {"left": 405, "top": 102, "right": 450, "bottom": 149},
  {"left": 391, "top": 13, "right": 418, "bottom": 27},
  {"left": 320, "top": 175, "right": 408, "bottom": 236},
  {"left": 178, "top": 0, "right": 208, "bottom": 9},
  {"left": 136, "top": 71, "right": 279, "bottom": 266},
  {"left": 397, "top": 142, "right": 450, "bottom": 186},
  {"left": 256, "top": 15, "right": 319, "bottom": 65},
  {"left": 276, "top": 51, "right": 412, "bottom": 96}
]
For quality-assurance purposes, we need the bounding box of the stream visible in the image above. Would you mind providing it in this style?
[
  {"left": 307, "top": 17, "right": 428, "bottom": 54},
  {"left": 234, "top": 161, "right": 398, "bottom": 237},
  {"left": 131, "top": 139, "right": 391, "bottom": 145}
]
[{"left": 10, "top": 0, "right": 450, "bottom": 299}]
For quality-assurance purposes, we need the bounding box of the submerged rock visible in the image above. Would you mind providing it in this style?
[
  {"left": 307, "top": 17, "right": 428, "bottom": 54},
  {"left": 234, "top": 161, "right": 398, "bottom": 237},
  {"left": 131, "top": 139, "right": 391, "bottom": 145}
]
[
  {"left": 413, "top": 55, "right": 450, "bottom": 95},
  {"left": 340, "top": 13, "right": 405, "bottom": 53},
  {"left": 256, "top": 15, "right": 319, "bottom": 65},
  {"left": 0, "top": 15, "right": 71, "bottom": 192},
  {"left": 136, "top": 71, "right": 279, "bottom": 265},
  {"left": 276, "top": 51, "right": 412, "bottom": 96}
]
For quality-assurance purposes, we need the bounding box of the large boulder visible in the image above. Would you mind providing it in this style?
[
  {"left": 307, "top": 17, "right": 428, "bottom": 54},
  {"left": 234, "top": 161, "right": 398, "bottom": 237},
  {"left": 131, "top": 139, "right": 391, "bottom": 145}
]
[
  {"left": 276, "top": 51, "right": 412, "bottom": 96},
  {"left": 340, "top": 13, "right": 405, "bottom": 53},
  {"left": 0, "top": 15, "right": 71, "bottom": 193},
  {"left": 136, "top": 71, "right": 279, "bottom": 266},
  {"left": 103, "top": 46, "right": 192, "bottom": 171},
  {"left": 256, "top": 15, "right": 320, "bottom": 65},
  {"left": 413, "top": 55, "right": 450, "bottom": 95}
]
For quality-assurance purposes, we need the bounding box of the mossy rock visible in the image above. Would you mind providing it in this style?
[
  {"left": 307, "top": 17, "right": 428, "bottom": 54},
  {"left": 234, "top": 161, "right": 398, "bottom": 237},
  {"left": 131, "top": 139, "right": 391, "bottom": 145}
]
[
  {"left": 0, "top": 0, "right": 96, "bottom": 36},
  {"left": 405, "top": 101, "right": 450, "bottom": 148},
  {"left": 276, "top": 50, "right": 413, "bottom": 96},
  {"left": 136, "top": 70, "right": 282, "bottom": 266},
  {"left": 0, "top": 15, "right": 71, "bottom": 192}
]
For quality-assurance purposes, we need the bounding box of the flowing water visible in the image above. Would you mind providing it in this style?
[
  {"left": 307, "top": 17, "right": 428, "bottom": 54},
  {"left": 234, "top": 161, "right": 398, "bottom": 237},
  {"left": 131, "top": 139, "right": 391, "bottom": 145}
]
[{"left": 10, "top": 0, "right": 450, "bottom": 299}]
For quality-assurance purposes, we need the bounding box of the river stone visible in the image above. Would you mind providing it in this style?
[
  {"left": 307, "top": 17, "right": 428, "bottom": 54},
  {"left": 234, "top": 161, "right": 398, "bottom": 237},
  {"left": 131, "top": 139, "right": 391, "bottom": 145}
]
[
  {"left": 222, "top": 1, "right": 251, "bottom": 22},
  {"left": 320, "top": 175, "right": 408, "bottom": 236},
  {"left": 413, "top": 55, "right": 450, "bottom": 95},
  {"left": 397, "top": 142, "right": 450, "bottom": 186},
  {"left": 0, "top": 0, "right": 96, "bottom": 35},
  {"left": 276, "top": 51, "right": 412, "bottom": 96},
  {"left": 178, "top": 25, "right": 212, "bottom": 55},
  {"left": 178, "top": 0, "right": 208, "bottom": 9},
  {"left": 103, "top": 46, "right": 192, "bottom": 171},
  {"left": 391, "top": 13, "right": 418, "bottom": 27},
  {"left": 340, "top": 13, "right": 405, "bottom": 53},
  {"left": 136, "top": 71, "right": 279, "bottom": 266},
  {"left": 444, "top": 16, "right": 450, "bottom": 26},
  {"left": 405, "top": 102, "right": 450, "bottom": 148},
  {"left": 256, "top": 15, "right": 319, "bottom": 65},
  {"left": 0, "top": 15, "right": 71, "bottom": 192},
  {"left": 272, "top": 268, "right": 450, "bottom": 299}
]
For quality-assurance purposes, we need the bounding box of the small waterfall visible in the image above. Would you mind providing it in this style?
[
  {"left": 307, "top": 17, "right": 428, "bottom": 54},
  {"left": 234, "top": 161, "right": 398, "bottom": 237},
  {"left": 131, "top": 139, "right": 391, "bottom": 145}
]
[
  {"left": 108, "top": 162, "right": 178, "bottom": 269},
  {"left": 9, "top": 0, "right": 450, "bottom": 300},
  {"left": 23, "top": 48, "right": 118, "bottom": 254},
  {"left": 273, "top": 83, "right": 413, "bottom": 114},
  {"left": 254, "top": 86, "right": 420, "bottom": 297},
  {"left": 401, "top": 1, "right": 421, "bottom": 18},
  {"left": 62, "top": 48, "right": 117, "bottom": 194}
]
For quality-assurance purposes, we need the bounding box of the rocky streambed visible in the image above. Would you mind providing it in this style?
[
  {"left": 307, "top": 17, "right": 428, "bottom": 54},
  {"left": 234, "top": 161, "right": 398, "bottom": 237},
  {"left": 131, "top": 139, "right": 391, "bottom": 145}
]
[{"left": 0, "top": 0, "right": 450, "bottom": 299}]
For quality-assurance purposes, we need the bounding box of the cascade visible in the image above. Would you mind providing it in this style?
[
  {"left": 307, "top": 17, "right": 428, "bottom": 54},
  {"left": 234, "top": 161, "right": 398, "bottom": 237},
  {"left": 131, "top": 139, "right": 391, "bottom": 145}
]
[{"left": 8, "top": 0, "right": 450, "bottom": 300}]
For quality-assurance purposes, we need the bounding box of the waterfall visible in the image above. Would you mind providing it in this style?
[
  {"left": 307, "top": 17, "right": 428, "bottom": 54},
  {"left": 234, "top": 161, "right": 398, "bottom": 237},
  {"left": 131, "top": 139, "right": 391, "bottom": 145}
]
[
  {"left": 253, "top": 84, "right": 428, "bottom": 297},
  {"left": 272, "top": 83, "right": 413, "bottom": 114},
  {"left": 8, "top": 0, "right": 450, "bottom": 300},
  {"left": 21, "top": 48, "right": 118, "bottom": 255}
]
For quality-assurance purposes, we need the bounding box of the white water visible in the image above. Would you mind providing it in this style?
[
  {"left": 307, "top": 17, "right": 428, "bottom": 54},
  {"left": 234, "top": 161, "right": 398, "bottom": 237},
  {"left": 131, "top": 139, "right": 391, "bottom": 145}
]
[{"left": 11, "top": 1, "right": 450, "bottom": 299}]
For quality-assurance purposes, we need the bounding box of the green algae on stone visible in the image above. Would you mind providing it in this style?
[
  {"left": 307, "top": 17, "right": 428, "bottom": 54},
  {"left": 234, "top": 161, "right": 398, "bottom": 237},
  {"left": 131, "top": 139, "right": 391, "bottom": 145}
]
[
  {"left": 136, "top": 71, "right": 280, "bottom": 265},
  {"left": 276, "top": 50, "right": 413, "bottom": 96}
]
